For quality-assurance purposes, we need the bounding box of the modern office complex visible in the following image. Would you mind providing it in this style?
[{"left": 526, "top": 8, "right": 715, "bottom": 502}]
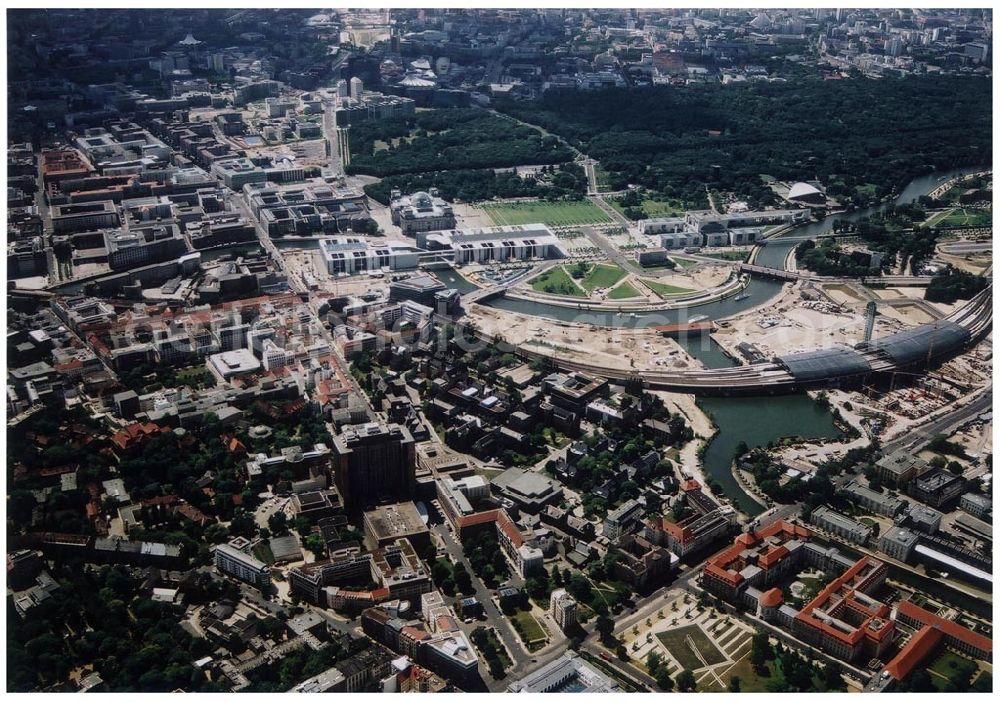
[
  {"left": 214, "top": 541, "right": 271, "bottom": 589},
  {"left": 506, "top": 651, "right": 620, "bottom": 693},
  {"left": 418, "top": 224, "right": 564, "bottom": 264},
  {"left": 320, "top": 237, "right": 421, "bottom": 275},
  {"left": 908, "top": 469, "right": 966, "bottom": 508}
]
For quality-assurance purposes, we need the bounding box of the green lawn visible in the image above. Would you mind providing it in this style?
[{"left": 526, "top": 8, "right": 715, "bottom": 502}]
[
  {"left": 594, "top": 164, "right": 615, "bottom": 192},
  {"left": 712, "top": 656, "right": 779, "bottom": 692},
  {"left": 701, "top": 250, "right": 749, "bottom": 262},
  {"left": 177, "top": 366, "right": 214, "bottom": 386},
  {"left": 511, "top": 611, "right": 547, "bottom": 648},
  {"left": 656, "top": 625, "right": 727, "bottom": 671},
  {"left": 923, "top": 209, "right": 953, "bottom": 228},
  {"left": 530, "top": 266, "right": 586, "bottom": 297},
  {"left": 582, "top": 263, "right": 627, "bottom": 291},
  {"left": 609, "top": 196, "right": 688, "bottom": 220},
  {"left": 608, "top": 281, "right": 641, "bottom": 299},
  {"left": 672, "top": 257, "right": 700, "bottom": 269},
  {"left": 927, "top": 650, "right": 978, "bottom": 691},
  {"left": 252, "top": 542, "right": 275, "bottom": 565},
  {"left": 935, "top": 207, "right": 992, "bottom": 228},
  {"left": 542, "top": 427, "right": 571, "bottom": 448},
  {"left": 474, "top": 627, "right": 513, "bottom": 670},
  {"left": 483, "top": 200, "right": 611, "bottom": 227},
  {"left": 643, "top": 279, "right": 695, "bottom": 297}
]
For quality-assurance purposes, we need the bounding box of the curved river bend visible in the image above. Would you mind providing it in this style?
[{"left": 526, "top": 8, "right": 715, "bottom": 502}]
[{"left": 466, "top": 166, "right": 985, "bottom": 516}]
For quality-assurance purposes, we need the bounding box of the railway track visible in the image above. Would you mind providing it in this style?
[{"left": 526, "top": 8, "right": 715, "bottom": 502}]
[{"left": 496, "top": 285, "right": 992, "bottom": 395}]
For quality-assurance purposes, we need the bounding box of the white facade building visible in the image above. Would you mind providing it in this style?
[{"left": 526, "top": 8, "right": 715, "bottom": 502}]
[
  {"left": 420, "top": 224, "right": 564, "bottom": 264},
  {"left": 320, "top": 237, "right": 421, "bottom": 275}
]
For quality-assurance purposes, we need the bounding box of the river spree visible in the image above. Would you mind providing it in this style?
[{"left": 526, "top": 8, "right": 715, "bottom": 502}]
[
  {"left": 699, "top": 395, "right": 842, "bottom": 516},
  {"left": 473, "top": 166, "right": 982, "bottom": 513}
]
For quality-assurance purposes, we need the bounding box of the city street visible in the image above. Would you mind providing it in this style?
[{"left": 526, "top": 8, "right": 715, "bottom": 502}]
[{"left": 430, "top": 523, "right": 531, "bottom": 686}]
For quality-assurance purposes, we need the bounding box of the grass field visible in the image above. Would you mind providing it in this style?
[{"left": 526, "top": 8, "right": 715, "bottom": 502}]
[
  {"left": 608, "top": 281, "right": 641, "bottom": 299},
  {"left": 706, "top": 656, "right": 777, "bottom": 692},
  {"left": 530, "top": 266, "right": 586, "bottom": 297},
  {"left": 177, "top": 366, "right": 214, "bottom": 387},
  {"left": 252, "top": 542, "right": 276, "bottom": 565},
  {"left": 511, "top": 611, "right": 547, "bottom": 648},
  {"left": 542, "top": 427, "right": 571, "bottom": 448},
  {"left": 594, "top": 164, "right": 615, "bottom": 192},
  {"left": 582, "top": 263, "right": 627, "bottom": 291},
  {"left": 672, "top": 257, "right": 700, "bottom": 269},
  {"left": 484, "top": 200, "right": 611, "bottom": 227},
  {"left": 643, "top": 280, "right": 695, "bottom": 297},
  {"left": 475, "top": 627, "right": 513, "bottom": 669},
  {"left": 701, "top": 250, "right": 750, "bottom": 262},
  {"left": 935, "top": 207, "right": 992, "bottom": 228},
  {"left": 927, "top": 650, "right": 976, "bottom": 691},
  {"left": 609, "top": 196, "right": 687, "bottom": 220},
  {"left": 657, "top": 625, "right": 727, "bottom": 671}
]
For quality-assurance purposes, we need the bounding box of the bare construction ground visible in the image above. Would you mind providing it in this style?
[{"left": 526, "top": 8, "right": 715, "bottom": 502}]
[
  {"left": 467, "top": 305, "right": 705, "bottom": 372},
  {"left": 452, "top": 202, "right": 496, "bottom": 229},
  {"left": 714, "top": 285, "right": 903, "bottom": 358},
  {"left": 715, "top": 281, "right": 964, "bottom": 360}
]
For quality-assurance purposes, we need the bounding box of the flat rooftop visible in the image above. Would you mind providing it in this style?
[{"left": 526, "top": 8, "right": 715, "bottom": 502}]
[{"left": 364, "top": 502, "right": 428, "bottom": 539}]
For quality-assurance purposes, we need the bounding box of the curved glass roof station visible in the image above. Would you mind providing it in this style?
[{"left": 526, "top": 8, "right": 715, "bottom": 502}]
[
  {"left": 857, "top": 320, "right": 971, "bottom": 366},
  {"left": 777, "top": 346, "right": 873, "bottom": 382}
]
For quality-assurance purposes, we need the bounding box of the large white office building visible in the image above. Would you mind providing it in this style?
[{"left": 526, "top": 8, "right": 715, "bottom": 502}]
[
  {"left": 419, "top": 224, "right": 564, "bottom": 264},
  {"left": 214, "top": 542, "right": 271, "bottom": 588},
  {"left": 641, "top": 208, "right": 810, "bottom": 249},
  {"left": 320, "top": 237, "right": 421, "bottom": 275}
]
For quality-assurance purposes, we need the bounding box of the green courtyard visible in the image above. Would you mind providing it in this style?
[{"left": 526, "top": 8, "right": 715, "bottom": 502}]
[
  {"left": 643, "top": 279, "right": 695, "bottom": 297},
  {"left": 609, "top": 196, "right": 688, "bottom": 220},
  {"left": 656, "top": 625, "right": 727, "bottom": 671},
  {"left": 530, "top": 266, "right": 586, "bottom": 297},
  {"left": 608, "top": 281, "right": 641, "bottom": 299},
  {"left": 580, "top": 263, "right": 627, "bottom": 291}
]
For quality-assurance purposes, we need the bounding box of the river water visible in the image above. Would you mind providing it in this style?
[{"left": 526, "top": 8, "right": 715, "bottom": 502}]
[{"left": 698, "top": 396, "right": 841, "bottom": 515}]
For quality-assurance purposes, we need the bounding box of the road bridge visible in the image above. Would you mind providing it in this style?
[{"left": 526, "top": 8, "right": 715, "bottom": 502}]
[
  {"left": 737, "top": 263, "right": 815, "bottom": 281},
  {"left": 458, "top": 262, "right": 555, "bottom": 305},
  {"left": 760, "top": 232, "right": 861, "bottom": 244},
  {"left": 738, "top": 263, "right": 936, "bottom": 288}
]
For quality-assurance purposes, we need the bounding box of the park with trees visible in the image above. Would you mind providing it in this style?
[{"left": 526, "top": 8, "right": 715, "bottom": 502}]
[
  {"left": 346, "top": 108, "right": 574, "bottom": 178},
  {"left": 497, "top": 75, "right": 990, "bottom": 210}
]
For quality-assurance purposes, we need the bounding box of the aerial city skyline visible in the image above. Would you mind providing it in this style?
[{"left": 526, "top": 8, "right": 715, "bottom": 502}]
[{"left": 5, "top": 6, "right": 993, "bottom": 695}]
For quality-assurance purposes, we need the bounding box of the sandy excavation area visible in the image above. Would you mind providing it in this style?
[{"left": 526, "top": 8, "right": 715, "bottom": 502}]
[
  {"left": 714, "top": 285, "right": 899, "bottom": 356},
  {"left": 467, "top": 304, "right": 707, "bottom": 371},
  {"left": 668, "top": 262, "right": 733, "bottom": 289}
]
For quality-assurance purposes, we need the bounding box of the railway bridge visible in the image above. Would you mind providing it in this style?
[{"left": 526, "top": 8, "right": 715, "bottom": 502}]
[{"left": 495, "top": 285, "right": 992, "bottom": 396}]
